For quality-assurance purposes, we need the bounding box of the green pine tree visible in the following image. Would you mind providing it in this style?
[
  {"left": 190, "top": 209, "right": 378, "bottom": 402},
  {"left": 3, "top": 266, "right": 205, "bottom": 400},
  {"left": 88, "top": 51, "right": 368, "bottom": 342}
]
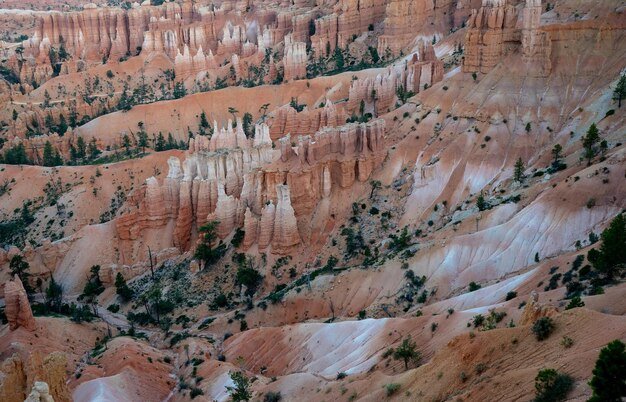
[
  {"left": 514, "top": 158, "right": 525, "bottom": 183},
  {"left": 613, "top": 73, "right": 626, "bottom": 108},
  {"left": 588, "top": 339, "right": 626, "bottom": 402},
  {"left": 581, "top": 123, "right": 600, "bottom": 165},
  {"left": 42, "top": 141, "right": 55, "bottom": 166}
]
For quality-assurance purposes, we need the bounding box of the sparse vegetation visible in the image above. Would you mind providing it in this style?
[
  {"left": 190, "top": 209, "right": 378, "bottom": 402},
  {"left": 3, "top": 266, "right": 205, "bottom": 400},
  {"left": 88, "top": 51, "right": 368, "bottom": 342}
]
[
  {"left": 533, "top": 368, "right": 573, "bottom": 402},
  {"left": 393, "top": 336, "right": 421, "bottom": 370},
  {"left": 532, "top": 317, "right": 555, "bottom": 341},
  {"left": 226, "top": 371, "right": 252, "bottom": 402},
  {"left": 385, "top": 383, "right": 401, "bottom": 396}
]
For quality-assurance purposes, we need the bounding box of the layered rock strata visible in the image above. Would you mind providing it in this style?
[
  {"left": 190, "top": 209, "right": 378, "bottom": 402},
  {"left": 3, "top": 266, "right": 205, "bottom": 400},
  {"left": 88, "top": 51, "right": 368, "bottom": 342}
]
[
  {"left": 347, "top": 42, "right": 443, "bottom": 114},
  {"left": 463, "top": 0, "right": 552, "bottom": 75},
  {"left": 115, "top": 119, "right": 385, "bottom": 256}
]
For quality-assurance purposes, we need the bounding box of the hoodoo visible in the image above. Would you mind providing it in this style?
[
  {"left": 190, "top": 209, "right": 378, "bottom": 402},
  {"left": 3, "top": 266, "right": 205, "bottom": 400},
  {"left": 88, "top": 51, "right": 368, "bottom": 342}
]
[{"left": 1, "top": 0, "right": 625, "bottom": 401}]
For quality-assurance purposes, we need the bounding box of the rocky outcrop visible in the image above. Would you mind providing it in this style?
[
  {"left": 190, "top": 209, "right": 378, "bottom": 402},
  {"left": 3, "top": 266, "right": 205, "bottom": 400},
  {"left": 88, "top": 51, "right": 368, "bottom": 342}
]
[
  {"left": 283, "top": 41, "right": 307, "bottom": 82},
  {"left": 0, "top": 352, "right": 69, "bottom": 402},
  {"left": 376, "top": 0, "right": 437, "bottom": 56},
  {"left": 463, "top": 0, "right": 552, "bottom": 75},
  {"left": 347, "top": 44, "right": 442, "bottom": 114},
  {"left": 462, "top": 0, "right": 518, "bottom": 74},
  {"left": 4, "top": 276, "right": 36, "bottom": 332},
  {"left": 188, "top": 118, "right": 250, "bottom": 152},
  {"left": 24, "top": 382, "right": 54, "bottom": 402},
  {"left": 116, "top": 119, "right": 385, "bottom": 255},
  {"left": 519, "top": 291, "right": 559, "bottom": 326},
  {"left": 271, "top": 184, "right": 302, "bottom": 252},
  {"left": 268, "top": 101, "right": 346, "bottom": 140},
  {"left": 521, "top": 0, "right": 551, "bottom": 76},
  {"left": 311, "top": 0, "right": 387, "bottom": 56}
]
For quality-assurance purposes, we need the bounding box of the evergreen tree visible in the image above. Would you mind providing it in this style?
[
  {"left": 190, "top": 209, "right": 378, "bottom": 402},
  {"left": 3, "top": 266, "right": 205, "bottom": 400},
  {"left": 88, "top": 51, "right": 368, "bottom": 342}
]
[
  {"left": 12, "top": 109, "right": 18, "bottom": 121},
  {"left": 242, "top": 112, "right": 253, "bottom": 138},
  {"left": 68, "top": 104, "right": 78, "bottom": 127},
  {"left": 514, "top": 157, "right": 525, "bottom": 183},
  {"left": 9, "top": 255, "right": 32, "bottom": 293},
  {"left": 612, "top": 73, "right": 626, "bottom": 108},
  {"left": 581, "top": 123, "right": 600, "bottom": 165},
  {"left": 534, "top": 368, "right": 573, "bottom": 402},
  {"left": 155, "top": 132, "right": 166, "bottom": 151},
  {"left": 173, "top": 81, "right": 186, "bottom": 99},
  {"left": 588, "top": 339, "right": 626, "bottom": 402},
  {"left": 476, "top": 192, "right": 488, "bottom": 211},
  {"left": 122, "top": 134, "right": 132, "bottom": 155},
  {"left": 3, "top": 143, "right": 30, "bottom": 165},
  {"left": 137, "top": 123, "right": 148, "bottom": 154},
  {"left": 115, "top": 272, "right": 133, "bottom": 302},
  {"left": 228, "top": 107, "right": 239, "bottom": 124},
  {"left": 393, "top": 336, "right": 421, "bottom": 370},
  {"left": 551, "top": 144, "right": 563, "bottom": 163},
  {"left": 57, "top": 113, "right": 68, "bottom": 135},
  {"left": 167, "top": 133, "right": 176, "bottom": 150},
  {"left": 42, "top": 141, "right": 56, "bottom": 166},
  {"left": 199, "top": 111, "right": 210, "bottom": 135},
  {"left": 225, "top": 371, "right": 252, "bottom": 402},
  {"left": 43, "top": 90, "right": 51, "bottom": 108},
  {"left": 79, "top": 265, "right": 105, "bottom": 302},
  {"left": 195, "top": 221, "right": 227, "bottom": 269},
  {"left": 69, "top": 145, "right": 78, "bottom": 163},
  {"left": 333, "top": 47, "right": 345, "bottom": 70},
  {"left": 76, "top": 136, "right": 86, "bottom": 159},
  {"left": 44, "top": 114, "right": 54, "bottom": 132},
  {"left": 53, "top": 149, "right": 63, "bottom": 166},
  {"left": 117, "top": 82, "right": 133, "bottom": 111},
  {"left": 587, "top": 214, "right": 626, "bottom": 279},
  {"left": 44, "top": 275, "right": 64, "bottom": 313},
  {"left": 88, "top": 138, "right": 100, "bottom": 159}
]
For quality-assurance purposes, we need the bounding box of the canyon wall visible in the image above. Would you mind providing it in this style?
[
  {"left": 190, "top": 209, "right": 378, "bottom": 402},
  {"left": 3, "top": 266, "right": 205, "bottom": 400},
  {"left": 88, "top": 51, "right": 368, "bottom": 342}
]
[
  {"left": 463, "top": 0, "right": 552, "bottom": 76},
  {"left": 114, "top": 119, "right": 385, "bottom": 265},
  {"left": 347, "top": 42, "right": 443, "bottom": 115},
  {"left": 268, "top": 100, "right": 346, "bottom": 140}
]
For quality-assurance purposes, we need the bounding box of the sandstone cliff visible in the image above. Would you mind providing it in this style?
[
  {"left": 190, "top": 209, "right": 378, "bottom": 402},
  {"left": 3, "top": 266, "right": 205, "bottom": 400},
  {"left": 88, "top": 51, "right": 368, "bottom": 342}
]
[
  {"left": 463, "top": 0, "right": 552, "bottom": 76},
  {"left": 115, "top": 119, "right": 385, "bottom": 258}
]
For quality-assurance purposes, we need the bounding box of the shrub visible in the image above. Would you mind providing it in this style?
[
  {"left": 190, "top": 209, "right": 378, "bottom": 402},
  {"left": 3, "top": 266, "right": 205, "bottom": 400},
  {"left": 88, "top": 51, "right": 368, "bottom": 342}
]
[
  {"left": 532, "top": 317, "right": 555, "bottom": 341},
  {"left": 264, "top": 391, "right": 282, "bottom": 402},
  {"left": 336, "top": 372, "right": 347, "bottom": 380},
  {"left": 385, "top": 383, "right": 401, "bottom": 396},
  {"left": 107, "top": 304, "right": 120, "bottom": 313},
  {"left": 190, "top": 387, "right": 204, "bottom": 399},
  {"left": 231, "top": 228, "right": 245, "bottom": 247},
  {"left": 565, "top": 296, "right": 585, "bottom": 310},
  {"left": 533, "top": 368, "right": 573, "bottom": 402},
  {"left": 505, "top": 291, "right": 518, "bottom": 301},
  {"left": 560, "top": 336, "right": 574, "bottom": 348},
  {"left": 468, "top": 282, "right": 481, "bottom": 292},
  {"left": 474, "top": 362, "right": 487, "bottom": 375}
]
